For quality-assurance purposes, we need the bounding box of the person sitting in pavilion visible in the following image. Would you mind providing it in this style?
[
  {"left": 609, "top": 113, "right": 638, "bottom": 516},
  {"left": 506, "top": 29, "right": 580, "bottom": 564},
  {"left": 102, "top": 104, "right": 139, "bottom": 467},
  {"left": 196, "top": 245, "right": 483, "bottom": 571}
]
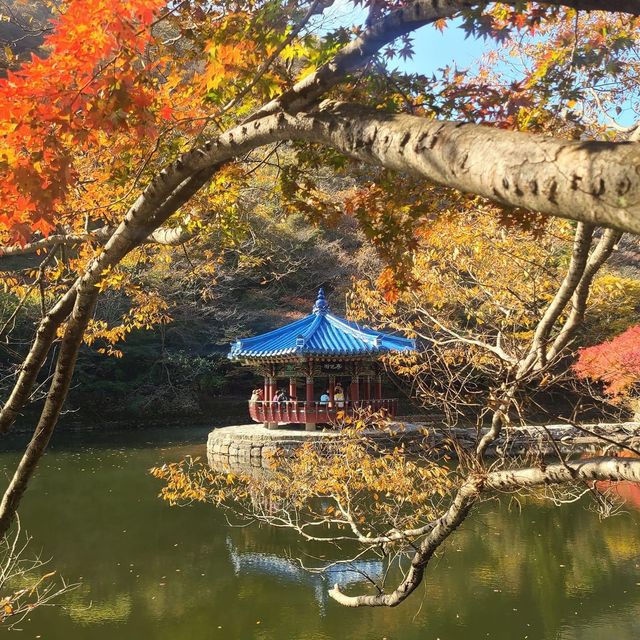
[
  {"left": 319, "top": 390, "right": 330, "bottom": 406},
  {"left": 274, "top": 388, "right": 289, "bottom": 404},
  {"left": 334, "top": 384, "right": 345, "bottom": 409}
]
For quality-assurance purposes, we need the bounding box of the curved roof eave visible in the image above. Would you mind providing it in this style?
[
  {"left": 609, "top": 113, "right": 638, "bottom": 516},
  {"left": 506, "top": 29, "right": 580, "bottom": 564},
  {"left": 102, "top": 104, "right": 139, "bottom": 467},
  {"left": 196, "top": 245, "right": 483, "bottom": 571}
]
[{"left": 227, "top": 289, "right": 415, "bottom": 361}]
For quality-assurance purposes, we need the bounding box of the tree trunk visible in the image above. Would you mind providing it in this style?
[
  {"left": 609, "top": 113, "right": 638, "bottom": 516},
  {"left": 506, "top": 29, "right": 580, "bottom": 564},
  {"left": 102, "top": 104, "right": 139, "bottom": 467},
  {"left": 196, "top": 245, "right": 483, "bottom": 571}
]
[{"left": 0, "top": 289, "right": 98, "bottom": 536}]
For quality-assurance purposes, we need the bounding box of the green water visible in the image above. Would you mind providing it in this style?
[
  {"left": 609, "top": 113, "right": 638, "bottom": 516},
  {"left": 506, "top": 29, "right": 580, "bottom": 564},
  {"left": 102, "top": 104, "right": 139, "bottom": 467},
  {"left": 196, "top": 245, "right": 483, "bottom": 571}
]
[{"left": 2, "top": 427, "right": 640, "bottom": 639}]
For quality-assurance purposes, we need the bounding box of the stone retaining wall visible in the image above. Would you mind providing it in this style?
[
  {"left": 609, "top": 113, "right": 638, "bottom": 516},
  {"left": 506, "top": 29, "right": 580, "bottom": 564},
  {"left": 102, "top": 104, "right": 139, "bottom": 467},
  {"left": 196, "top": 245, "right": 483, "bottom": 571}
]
[
  {"left": 207, "top": 422, "right": 427, "bottom": 468},
  {"left": 207, "top": 421, "right": 640, "bottom": 469}
]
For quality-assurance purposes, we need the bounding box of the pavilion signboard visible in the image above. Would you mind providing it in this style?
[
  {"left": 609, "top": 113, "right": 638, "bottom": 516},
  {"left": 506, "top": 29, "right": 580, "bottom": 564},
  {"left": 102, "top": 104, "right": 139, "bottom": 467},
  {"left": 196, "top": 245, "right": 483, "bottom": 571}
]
[{"left": 320, "top": 362, "right": 345, "bottom": 374}]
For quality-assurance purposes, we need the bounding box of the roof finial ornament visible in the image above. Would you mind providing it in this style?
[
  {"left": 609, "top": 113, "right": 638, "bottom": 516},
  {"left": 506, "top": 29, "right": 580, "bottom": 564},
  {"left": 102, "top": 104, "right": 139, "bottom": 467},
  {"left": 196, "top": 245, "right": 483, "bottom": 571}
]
[{"left": 312, "top": 288, "right": 329, "bottom": 315}]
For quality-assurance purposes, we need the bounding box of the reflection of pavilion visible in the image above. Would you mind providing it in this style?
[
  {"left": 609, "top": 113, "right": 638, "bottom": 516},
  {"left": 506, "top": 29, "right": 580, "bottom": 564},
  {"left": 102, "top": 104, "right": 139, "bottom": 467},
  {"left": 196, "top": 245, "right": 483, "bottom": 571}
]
[
  {"left": 228, "top": 289, "right": 415, "bottom": 430},
  {"left": 225, "top": 536, "right": 384, "bottom": 612}
]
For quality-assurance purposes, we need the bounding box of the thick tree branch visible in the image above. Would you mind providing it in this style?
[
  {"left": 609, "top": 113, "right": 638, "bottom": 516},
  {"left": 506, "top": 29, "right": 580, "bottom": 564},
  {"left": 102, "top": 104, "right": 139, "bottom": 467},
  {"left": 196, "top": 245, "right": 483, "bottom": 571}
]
[
  {"left": 545, "top": 227, "right": 622, "bottom": 361},
  {"left": 524, "top": 222, "right": 595, "bottom": 371},
  {"left": 0, "top": 225, "right": 194, "bottom": 258},
  {"left": 328, "top": 476, "right": 484, "bottom": 607},
  {"left": 329, "top": 455, "right": 640, "bottom": 607},
  {"left": 246, "top": 0, "right": 466, "bottom": 122},
  {"left": 0, "top": 286, "right": 99, "bottom": 535},
  {"left": 96, "top": 104, "right": 640, "bottom": 248},
  {"left": 295, "top": 103, "right": 640, "bottom": 234},
  {"left": 250, "top": 0, "right": 640, "bottom": 123},
  {"left": 486, "top": 456, "right": 640, "bottom": 490}
]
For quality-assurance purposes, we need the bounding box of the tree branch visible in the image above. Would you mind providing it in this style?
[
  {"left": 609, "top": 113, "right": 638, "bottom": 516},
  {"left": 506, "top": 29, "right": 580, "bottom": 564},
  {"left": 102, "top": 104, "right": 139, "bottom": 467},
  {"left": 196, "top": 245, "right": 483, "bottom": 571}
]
[
  {"left": 329, "top": 455, "right": 640, "bottom": 607},
  {"left": 545, "top": 227, "right": 622, "bottom": 361},
  {"left": 414, "top": 303, "right": 517, "bottom": 365},
  {"left": 328, "top": 475, "right": 484, "bottom": 607},
  {"left": 0, "top": 286, "right": 99, "bottom": 535},
  {"left": 487, "top": 456, "right": 640, "bottom": 491},
  {"left": 294, "top": 102, "right": 640, "bottom": 234},
  {"left": 0, "top": 225, "right": 194, "bottom": 258},
  {"left": 523, "top": 222, "right": 595, "bottom": 371}
]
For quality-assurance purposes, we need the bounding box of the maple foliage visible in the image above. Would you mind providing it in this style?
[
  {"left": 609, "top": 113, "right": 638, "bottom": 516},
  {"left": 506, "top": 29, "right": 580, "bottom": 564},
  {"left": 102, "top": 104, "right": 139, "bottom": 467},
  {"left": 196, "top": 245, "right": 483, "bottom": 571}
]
[
  {"left": 1, "top": 0, "right": 638, "bottom": 305},
  {"left": 0, "top": 0, "right": 165, "bottom": 242},
  {"left": 575, "top": 325, "right": 640, "bottom": 397},
  {"left": 431, "top": 7, "right": 640, "bottom": 133},
  {"left": 0, "top": 0, "right": 323, "bottom": 246},
  {"left": 0, "top": 0, "right": 356, "bottom": 354},
  {"left": 1, "top": 0, "right": 639, "bottom": 251},
  {"left": 152, "top": 416, "right": 455, "bottom": 545},
  {"left": 348, "top": 210, "right": 637, "bottom": 419}
]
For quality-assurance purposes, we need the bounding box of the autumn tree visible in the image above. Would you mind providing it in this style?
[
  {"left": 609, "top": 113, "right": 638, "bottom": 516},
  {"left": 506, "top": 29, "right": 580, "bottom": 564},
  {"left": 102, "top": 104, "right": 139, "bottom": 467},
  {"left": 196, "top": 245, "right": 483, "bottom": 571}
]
[
  {"left": 347, "top": 202, "right": 640, "bottom": 424},
  {"left": 576, "top": 325, "right": 640, "bottom": 420},
  {"left": 0, "top": 520, "right": 75, "bottom": 629},
  {"left": 1, "top": 0, "right": 640, "bottom": 610},
  {"left": 155, "top": 209, "right": 637, "bottom": 608}
]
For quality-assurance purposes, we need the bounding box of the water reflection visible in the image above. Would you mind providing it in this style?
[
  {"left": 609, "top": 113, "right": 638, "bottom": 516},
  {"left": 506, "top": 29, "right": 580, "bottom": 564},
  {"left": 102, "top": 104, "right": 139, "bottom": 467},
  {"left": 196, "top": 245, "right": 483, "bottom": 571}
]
[
  {"left": 68, "top": 593, "right": 132, "bottom": 625},
  {"left": 1, "top": 427, "right": 640, "bottom": 639},
  {"left": 225, "top": 536, "right": 384, "bottom": 613}
]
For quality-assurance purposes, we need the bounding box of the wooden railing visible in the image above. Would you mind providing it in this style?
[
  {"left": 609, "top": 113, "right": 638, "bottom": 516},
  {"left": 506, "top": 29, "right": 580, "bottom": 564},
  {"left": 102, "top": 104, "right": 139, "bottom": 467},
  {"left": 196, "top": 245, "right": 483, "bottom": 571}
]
[{"left": 248, "top": 399, "right": 398, "bottom": 424}]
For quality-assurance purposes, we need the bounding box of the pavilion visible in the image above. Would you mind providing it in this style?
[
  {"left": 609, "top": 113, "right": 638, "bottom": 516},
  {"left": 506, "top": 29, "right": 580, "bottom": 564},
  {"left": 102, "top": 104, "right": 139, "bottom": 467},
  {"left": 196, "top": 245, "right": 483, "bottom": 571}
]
[{"left": 228, "top": 288, "right": 415, "bottom": 430}]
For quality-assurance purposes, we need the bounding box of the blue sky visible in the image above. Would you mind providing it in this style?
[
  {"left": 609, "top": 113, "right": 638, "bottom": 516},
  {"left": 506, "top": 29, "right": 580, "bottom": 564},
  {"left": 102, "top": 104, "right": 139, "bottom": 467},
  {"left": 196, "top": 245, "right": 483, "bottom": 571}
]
[
  {"left": 316, "top": 2, "right": 489, "bottom": 76},
  {"left": 314, "top": 3, "right": 638, "bottom": 128},
  {"left": 394, "top": 21, "right": 488, "bottom": 75}
]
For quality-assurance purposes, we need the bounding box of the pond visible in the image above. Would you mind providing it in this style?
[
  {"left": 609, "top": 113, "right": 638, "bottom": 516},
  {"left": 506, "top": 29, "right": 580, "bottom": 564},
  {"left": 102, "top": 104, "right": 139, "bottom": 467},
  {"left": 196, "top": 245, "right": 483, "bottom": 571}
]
[{"left": 2, "top": 426, "right": 640, "bottom": 639}]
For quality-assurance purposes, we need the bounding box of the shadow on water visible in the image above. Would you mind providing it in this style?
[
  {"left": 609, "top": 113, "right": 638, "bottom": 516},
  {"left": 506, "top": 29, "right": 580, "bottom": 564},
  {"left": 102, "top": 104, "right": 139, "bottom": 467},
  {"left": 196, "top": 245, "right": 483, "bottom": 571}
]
[
  {"left": 1, "top": 426, "right": 640, "bottom": 639},
  {"left": 0, "top": 424, "right": 212, "bottom": 453}
]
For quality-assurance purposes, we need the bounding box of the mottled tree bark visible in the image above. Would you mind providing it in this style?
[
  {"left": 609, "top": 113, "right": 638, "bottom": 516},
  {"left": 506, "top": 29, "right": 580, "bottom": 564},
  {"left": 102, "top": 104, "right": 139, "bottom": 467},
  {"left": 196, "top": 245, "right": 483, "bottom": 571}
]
[
  {"left": 289, "top": 104, "right": 640, "bottom": 234},
  {"left": 525, "top": 222, "right": 595, "bottom": 370},
  {"left": 0, "top": 288, "right": 98, "bottom": 535},
  {"left": 545, "top": 228, "right": 622, "bottom": 361},
  {"left": 486, "top": 457, "right": 640, "bottom": 490}
]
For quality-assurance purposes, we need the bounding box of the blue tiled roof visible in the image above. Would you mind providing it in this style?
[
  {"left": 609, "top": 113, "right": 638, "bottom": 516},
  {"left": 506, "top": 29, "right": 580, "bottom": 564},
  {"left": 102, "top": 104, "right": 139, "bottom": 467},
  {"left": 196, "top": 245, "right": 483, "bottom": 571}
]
[{"left": 228, "top": 289, "right": 415, "bottom": 360}]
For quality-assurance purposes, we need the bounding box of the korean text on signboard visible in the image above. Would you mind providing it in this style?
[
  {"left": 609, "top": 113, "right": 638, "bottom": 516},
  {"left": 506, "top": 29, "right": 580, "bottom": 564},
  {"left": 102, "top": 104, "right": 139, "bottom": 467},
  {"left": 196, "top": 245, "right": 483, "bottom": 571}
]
[{"left": 320, "top": 362, "right": 345, "bottom": 374}]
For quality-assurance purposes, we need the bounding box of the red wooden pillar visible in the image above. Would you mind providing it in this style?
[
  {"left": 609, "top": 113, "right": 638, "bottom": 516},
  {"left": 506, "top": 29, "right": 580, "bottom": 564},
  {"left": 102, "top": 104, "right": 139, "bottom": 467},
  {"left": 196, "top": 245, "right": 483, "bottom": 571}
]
[
  {"left": 328, "top": 376, "right": 335, "bottom": 408},
  {"left": 305, "top": 375, "right": 316, "bottom": 431},
  {"left": 263, "top": 376, "right": 270, "bottom": 401},
  {"left": 289, "top": 377, "right": 297, "bottom": 400},
  {"left": 270, "top": 378, "right": 278, "bottom": 402},
  {"left": 350, "top": 376, "right": 360, "bottom": 405},
  {"left": 375, "top": 374, "right": 382, "bottom": 400},
  {"left": 364, "top": 376, "right": 371, "bottom": 400}
]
